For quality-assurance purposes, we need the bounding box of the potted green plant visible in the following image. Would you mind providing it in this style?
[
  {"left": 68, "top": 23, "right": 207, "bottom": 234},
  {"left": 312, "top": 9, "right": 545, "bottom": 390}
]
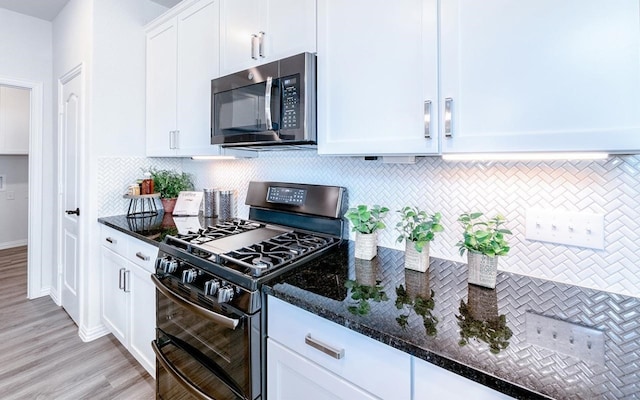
[
  {"left": 345, "top": 204, "right": 389, "bottom": 260},
  {"left": 456, "top": 212, "right": 512, "bottom": 288},
  {"left": 149, "top": 168, "right": 194, "bottom": 214},
  {"left": 395, "top": 207, "right": 443, "bottom": 272}
]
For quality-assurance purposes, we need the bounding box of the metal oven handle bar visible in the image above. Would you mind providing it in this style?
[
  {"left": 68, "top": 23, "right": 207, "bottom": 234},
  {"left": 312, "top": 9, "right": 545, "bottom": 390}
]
[
  {"left": 151, "top": 274, "right": 240, "bottom": 330},
  {"left": 152, "top": 340, "right": 216, "bottom": 400}
]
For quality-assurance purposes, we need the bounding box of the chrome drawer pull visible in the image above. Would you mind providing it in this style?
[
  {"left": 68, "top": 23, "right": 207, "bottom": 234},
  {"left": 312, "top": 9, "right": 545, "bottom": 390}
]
[
  {"left": 106, "top": 237, "right": 116, "bottom": 244},
  {"left": 444, "top": 97, "right": 453, "bottom": 137},
  {"left": 305, "top": 334, "right": 344, "bottom": 360},
  {"left": 424, "top": 100, "right": 432, "bottom": 138},
  {"left": 136, "top": 252, "right": 149, "bottom": 261}
]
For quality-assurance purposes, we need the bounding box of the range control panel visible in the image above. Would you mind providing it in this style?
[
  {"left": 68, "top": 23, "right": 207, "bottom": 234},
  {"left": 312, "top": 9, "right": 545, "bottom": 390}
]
[{"left": 266, "top": 186, "right": 307, "bottom": 206}]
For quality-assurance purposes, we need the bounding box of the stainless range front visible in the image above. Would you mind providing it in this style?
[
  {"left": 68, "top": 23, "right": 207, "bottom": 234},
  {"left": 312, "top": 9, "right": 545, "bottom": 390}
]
[{"left": 152, "top": 181, "right": 346, "bottom": 400}]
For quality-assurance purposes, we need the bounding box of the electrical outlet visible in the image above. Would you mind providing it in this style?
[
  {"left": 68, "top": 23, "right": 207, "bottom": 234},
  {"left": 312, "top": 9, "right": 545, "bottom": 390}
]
[
  {"left": 6, "top": 191, "right": 15, "bottom": 200},
  {"left": 525, "top": 311, "right": 605, "bottom": 364},
  {"left": 525, "top": 208, "right": 604, "bottom": 250}
]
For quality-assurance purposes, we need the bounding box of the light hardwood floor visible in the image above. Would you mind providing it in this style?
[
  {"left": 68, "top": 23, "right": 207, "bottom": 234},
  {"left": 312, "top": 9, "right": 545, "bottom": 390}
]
[{"left": 0, "top": 246, "right": 155, "bottom": 399}]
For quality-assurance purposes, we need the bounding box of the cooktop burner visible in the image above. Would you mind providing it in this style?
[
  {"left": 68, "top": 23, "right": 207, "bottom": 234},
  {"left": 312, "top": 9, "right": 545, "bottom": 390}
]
[
  {"left": 219, "top": 231, "right": 336, "bottom": 276},
  {"left": 177, "top": 219, "right": 263, "bottom": 244}
]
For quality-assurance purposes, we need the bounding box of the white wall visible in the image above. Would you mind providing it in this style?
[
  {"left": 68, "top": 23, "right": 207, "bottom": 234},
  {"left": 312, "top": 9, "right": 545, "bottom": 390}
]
[
  {"left": 53, "top": 0, "right": 167, "bottom": 340},
  {"left": 0, "top": 156, "right": 28, "bottom": 248},
  {"left": 0, "top": 8, "right": 53, "bottom": 294}
]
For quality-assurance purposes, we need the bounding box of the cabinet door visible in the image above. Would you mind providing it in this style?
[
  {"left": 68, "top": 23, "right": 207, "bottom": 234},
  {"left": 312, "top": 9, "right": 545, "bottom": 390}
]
[
  {"left": 0, "top": 86, "right": 30, "bottom": 154},
  {"left": 128, "top": 263, "right": 156, "bottom": 376},
  {"left": 101, "top": 248, "right": 129, "bottom": 345},
  {"left": 219, "top": 0, "right": 261, "bottom": 75},
  {"left": 176, "top": 0, "right": 222, "bottom": 156},
  {"left": 268, "top": 339, "right": 379, "bottom": 400},
  {"left": 146, "top": 19, "right": 178, "bottom": 156},
  {"left": 413, "top": 357, "right": 514, "bottom": 399},
  {"left": 440, "top": 0, "right": 640, "bottom": 154},
  {"left": 317, "top": 0, "right": 438, "bottom": 156},
  {"left": 260, "top": 0, "right": 316, "bottom": 61}
]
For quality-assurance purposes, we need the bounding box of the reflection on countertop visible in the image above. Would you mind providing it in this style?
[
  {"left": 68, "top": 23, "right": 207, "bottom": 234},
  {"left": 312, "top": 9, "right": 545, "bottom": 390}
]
[
  {"left": 263, "top": 242, "right": 640, "bottom": 400},
  {"left": 97, "top": 213, "right": 220, "bottom": 246}
]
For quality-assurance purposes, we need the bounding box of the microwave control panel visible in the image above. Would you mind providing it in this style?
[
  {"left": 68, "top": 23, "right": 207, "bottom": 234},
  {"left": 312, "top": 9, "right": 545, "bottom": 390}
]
[{"left": 281, "top": 75, "right": 300, "bottom": 130}]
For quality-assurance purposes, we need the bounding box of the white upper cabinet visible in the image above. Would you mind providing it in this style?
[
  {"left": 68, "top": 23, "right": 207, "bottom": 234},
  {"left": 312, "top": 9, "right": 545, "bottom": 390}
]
[
  {"left": 146, "top": 0, "right": 221, "bottom": 157},
  {"left": 317, "top": 0, "right": 439, "bottom": 156},
  {"left": 0, "top": 86, "right": 30, "bottom": 155},
  {"left": 219, "top": 0, "right": 316, "bottom": 75},
  {"left": 440, "top": 0, "right": 640, "bottom": 154}
]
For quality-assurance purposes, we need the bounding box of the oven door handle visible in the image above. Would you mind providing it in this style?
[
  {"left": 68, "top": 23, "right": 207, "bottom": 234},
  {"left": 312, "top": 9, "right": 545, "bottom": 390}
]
[
  {"left": 152, "top": 340, "right": 216, "bottom": 400},
  {"left": 151, "top": 274, "right": 240, "bottom": 330}
]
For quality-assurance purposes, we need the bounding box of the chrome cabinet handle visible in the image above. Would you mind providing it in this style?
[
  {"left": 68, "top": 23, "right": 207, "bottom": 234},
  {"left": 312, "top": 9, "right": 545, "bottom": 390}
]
[
  {"left": 169, "top": 131, "right": 175, "bottom": 149},
  {"left": 265, "top": 76, "right": 273, "bottom": 131},
  {"left": 305, "top": 334, "right": 344, "bottom": 360},
  {"left": 258, "top": 31, "right": 265, "bottom": 58},
  {"left": 251, "top": 34, "right": 258, "bottom": 60},
  {"left": 136, "top": 252, "right": 149, "bottom": 261},
  {"left": 424, "top": 100, "right": 432, "bottom": 138},
  {"left": 123, "top": 270, "right": 130, "bottom": 293},
  {"left": 444, "top": 97, "right": 453, "bottom": 138},
  {"left": 173, "top": 130, "right": 179, "bottom": 149},
  {"left": 105, "top": 237, "right": 116, "bottom": 244},
  {"left": 118, "top": 267, "right": 125, "bottom": 290}
]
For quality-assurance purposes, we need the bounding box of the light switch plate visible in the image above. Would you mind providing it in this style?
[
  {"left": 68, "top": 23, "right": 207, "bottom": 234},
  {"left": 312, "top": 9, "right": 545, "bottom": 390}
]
[
  {"left": 525, "top": 311, "right": 605, "bottom": 364},
  {"left": 525, "top": 208, "right": 604, "bottom": 250}
]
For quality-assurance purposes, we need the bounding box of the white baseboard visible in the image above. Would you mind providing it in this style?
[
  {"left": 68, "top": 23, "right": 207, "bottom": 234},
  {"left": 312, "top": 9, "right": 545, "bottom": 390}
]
[
  {"left": 0, "top": 239, "right": 28, "bottom": 250},
  {"left": 48, "top": 288, "right": 61, "bottom": 305},
  {"left": 28, "top": 286, "right": 51, "bottom": 300},
  {"left": 79, "top": 323, "right": 110, "bottom": 342}
]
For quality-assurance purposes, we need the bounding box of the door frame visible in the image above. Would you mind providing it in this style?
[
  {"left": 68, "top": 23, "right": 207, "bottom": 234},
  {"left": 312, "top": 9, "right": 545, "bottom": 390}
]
[
  {"left": 0, "top": 75, "right": 44, "bottom": 299},
  {"left": 56, "top": 63, "right": 85, "bottom": 318}
]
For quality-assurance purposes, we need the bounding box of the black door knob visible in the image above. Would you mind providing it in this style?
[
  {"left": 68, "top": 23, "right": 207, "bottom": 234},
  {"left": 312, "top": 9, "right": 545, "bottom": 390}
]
[{"left": 65, "top": 208, "right": 80, "bottom": 216}]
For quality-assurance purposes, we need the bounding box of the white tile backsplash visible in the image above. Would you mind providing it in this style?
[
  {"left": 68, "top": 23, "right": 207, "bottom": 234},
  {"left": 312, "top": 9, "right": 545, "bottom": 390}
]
[{"left": 98, "top": 152, "right": 640, "bottom": 299}]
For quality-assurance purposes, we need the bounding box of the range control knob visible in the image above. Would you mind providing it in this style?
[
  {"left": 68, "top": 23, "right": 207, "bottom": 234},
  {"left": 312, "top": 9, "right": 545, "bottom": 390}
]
[
  {"left": 204, "top": 279, "right": 220, "bottom": 296},
  {"left": 157, "top": 257, "right": 178, "bottom": 274},
  {"left": 181, "top": 268, "right": 197, "bottom": 284},
  {"left": 217, "top": 286, "right": 234, "bottom": 304}
]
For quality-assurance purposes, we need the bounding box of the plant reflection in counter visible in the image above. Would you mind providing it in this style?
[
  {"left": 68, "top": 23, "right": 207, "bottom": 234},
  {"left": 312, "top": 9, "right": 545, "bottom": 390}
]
[
  {"left": 395, "top": 285, "right": 438, "bottom": 336},
  {"left": 456, "top": 286, "right": 513, "bottom": 354},
  {"left": 344, "top": 279, "right": 389, "bottom": 316}
]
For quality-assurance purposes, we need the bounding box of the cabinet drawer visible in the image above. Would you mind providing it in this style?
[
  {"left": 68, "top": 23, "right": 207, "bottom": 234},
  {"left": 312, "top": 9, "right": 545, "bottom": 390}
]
[
  {"left": 127, "top": 238, "right": 157, "bottom": 273},
  {"left": 268, "top": 296, "right": 411, "bottom": 400},
  {"left": 100, "top": 226, "right": 127, "bottom": 256}
]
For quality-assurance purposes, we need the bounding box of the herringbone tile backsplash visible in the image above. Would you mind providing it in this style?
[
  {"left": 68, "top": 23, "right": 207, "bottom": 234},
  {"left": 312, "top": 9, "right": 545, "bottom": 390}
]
[{"left": 99, "top": 153, "right": 640, "bottom": 299}]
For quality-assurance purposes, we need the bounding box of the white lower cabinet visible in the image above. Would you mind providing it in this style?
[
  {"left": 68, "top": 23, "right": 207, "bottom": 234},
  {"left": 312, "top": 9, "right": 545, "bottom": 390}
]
[
  {"left": 267, "top": 296, "right": 411, "bottom": 400},
  {"left": 268, "top": 339, "right": 378, "bottom": 400},
  {"left": 412, "top": 356, "right": 514, "bottom": 399},
  {"left": 101, "top": 225, "right": 156, "bottom": 376}
]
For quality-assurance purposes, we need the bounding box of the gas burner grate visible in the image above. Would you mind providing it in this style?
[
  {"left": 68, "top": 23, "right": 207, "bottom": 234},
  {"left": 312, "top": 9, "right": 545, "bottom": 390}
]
[
  {"left": 220, "top": 232, "right": 336, "bottom": 275},
  {"left": 175, "top": 219, "right": 264, "bottom": 245}
]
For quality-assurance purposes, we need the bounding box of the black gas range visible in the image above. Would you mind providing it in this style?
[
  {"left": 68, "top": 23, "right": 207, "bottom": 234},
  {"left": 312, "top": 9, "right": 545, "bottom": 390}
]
[{"left": 152, "top": 181, "right": 346, "bottom": 400}]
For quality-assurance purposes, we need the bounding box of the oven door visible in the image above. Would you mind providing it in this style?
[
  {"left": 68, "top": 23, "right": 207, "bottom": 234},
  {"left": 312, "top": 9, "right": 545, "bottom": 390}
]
[{"left": 152, "top": 275, "right": 260, "bottom": 400}]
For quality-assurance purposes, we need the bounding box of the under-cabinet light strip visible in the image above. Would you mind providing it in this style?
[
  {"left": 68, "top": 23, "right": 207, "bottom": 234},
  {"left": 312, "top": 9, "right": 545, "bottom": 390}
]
[
  {"left": 191, "top": 156, "right": 238, "bottom": 160},
  {"left": 442, "top": 152, "right": 609, "bottom": 161}
]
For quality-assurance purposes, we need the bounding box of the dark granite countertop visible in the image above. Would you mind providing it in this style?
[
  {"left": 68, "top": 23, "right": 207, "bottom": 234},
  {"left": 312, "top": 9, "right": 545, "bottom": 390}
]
[
  {"left": 263, "top": 242, "right": 640, "bottom": 400},
  {"left": 98, "top": 213, "right": 222, "bottom": 247}
]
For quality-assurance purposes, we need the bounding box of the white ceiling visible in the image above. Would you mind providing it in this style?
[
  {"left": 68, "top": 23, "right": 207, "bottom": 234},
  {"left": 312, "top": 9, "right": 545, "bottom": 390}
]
[{"left": 0, "top": 0, "right": 182, "bottom": 21}]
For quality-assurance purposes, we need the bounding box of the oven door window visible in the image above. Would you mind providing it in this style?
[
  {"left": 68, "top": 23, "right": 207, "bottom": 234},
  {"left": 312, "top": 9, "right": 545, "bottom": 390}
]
[
  {"left": 156, "top": 285, "right": 253, "bottom": 399},
  {"left": 212, "top": 80, "right": 281, "bottom": 143}
]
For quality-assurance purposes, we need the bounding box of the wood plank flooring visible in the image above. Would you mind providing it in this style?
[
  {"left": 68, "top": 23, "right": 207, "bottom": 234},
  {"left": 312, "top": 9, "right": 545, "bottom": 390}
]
[{"left": 0, "top": 246, "right": 155, "bottom": 399}]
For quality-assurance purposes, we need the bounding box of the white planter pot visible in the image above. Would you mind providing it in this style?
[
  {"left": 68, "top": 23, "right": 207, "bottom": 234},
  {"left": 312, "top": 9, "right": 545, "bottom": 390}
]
[
  {"left": 355, "top": 231, "right": 377, "bottom": 260},
  {"left": 404, "top": 241, "right": 430, "bottom": 272},
  {"left": 467, "top": 251, "right": 499, "bottom": 289}
]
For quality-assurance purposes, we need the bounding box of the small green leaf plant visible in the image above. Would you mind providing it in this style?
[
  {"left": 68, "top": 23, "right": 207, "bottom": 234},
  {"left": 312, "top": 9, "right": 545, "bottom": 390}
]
[
  {"left": 345, "top": 205, "right": 390, "bottom": 234},
  {"left": 456, "top": 212, "right": 512, "bottom": 257},
  {"left": 148, "top": 168, "right": 194, "bottom": 199},
  {"left": 395, "top": 207, "right": 444, "bottom": 253},
  {"left": 344, "top": 279, "right": 389, "bottom": 316}
]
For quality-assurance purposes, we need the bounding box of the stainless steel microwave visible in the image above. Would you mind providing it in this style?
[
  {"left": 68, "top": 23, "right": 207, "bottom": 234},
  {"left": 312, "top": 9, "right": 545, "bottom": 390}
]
[{"left": 211, "top": 52, "right": 316, "bottom": 148}]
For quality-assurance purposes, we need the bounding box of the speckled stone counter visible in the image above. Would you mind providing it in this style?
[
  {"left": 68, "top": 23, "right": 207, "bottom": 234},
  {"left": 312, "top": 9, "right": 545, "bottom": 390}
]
[
  {"left": 98, "top": 213, "right": 220, "bottom": 246},
  {"left": 263, "top": 242, "right": 640, "bottom": 400}
]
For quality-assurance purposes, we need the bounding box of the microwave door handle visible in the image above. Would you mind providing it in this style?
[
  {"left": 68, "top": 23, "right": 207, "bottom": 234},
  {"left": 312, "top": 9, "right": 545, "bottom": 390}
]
[{"left": 265, "top": 76, "right": 273, "bottom": 131}]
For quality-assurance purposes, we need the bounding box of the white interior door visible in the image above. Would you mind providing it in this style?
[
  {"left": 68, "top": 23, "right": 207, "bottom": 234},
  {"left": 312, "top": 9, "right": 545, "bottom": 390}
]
[{"left": 59, "top": 67, "right": 83, "bottom": 325}]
